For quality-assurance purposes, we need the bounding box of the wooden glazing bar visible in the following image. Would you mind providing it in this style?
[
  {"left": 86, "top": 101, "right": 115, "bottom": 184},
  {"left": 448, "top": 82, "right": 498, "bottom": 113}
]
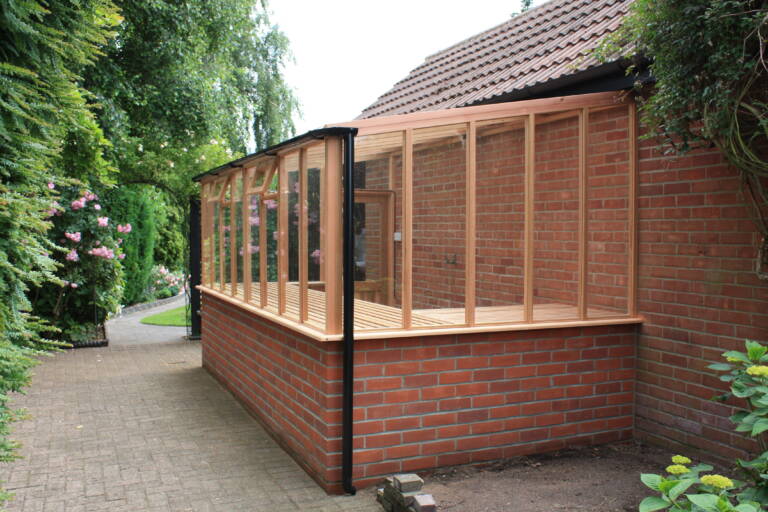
[
  {"left": 465, "top": 121, "right": 477, "bottom": 326},
  {"left": 259, "top": 195, "right": 268, "bottom": 308},
  {"left": 337, "top": 91, "right": 627, "bottom": 136},
  {"left": 524, "top": 115, "right": 535, "bottom": 323},
  {"left": 242, "top": 168, "right": 253, "bottom": 303},
  {"left": 402, "top": 129, "right": 414, "bottom": 329},
  {"left": 324, "top": 137, "right": 343, "bottom": 334},
  {"left": 278, "top": 154, "right": 289, "bottom": 314},
  {"left": 299, "top": 148, "right": 309, "bottom": 323},
  {"left": 229, "top": 175, "right": 238, "bottom": 297},
  {"left": 628, "top": 101, "right": 639, "bottom": 316},
  {"left": 578, "top": 108, "right": 588, "bottom": 320}
]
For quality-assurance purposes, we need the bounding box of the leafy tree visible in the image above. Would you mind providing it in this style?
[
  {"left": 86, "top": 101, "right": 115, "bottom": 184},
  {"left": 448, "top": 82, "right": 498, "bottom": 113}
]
[
  {"left": 86, "top": 0, "right": 298, "bottom": 201},
  {"left": 599, "top": 0, "right": 768, "bottom": 279},
  {"left": 0, "top": 0, "right": 120, "bottom": 491}
]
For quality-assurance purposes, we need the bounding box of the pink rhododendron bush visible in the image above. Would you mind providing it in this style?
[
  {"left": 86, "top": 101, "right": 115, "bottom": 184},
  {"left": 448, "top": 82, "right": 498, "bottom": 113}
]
[{"left": 32, "top": 186, "right": 127, "bottom": 343}]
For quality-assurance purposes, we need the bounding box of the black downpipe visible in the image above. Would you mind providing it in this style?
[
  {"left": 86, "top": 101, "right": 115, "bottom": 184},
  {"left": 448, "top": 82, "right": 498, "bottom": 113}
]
[{"left": 341, "top": 131, "right": 357, "bottom": 495}]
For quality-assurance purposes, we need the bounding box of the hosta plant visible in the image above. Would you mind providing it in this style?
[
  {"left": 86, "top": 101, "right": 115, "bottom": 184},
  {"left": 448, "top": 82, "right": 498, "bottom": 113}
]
[
  {"left": 709, "top": 340, "right": 768, "bottom": 503},
  {"left": 639, "top": 455, "right": 763, "bottom": 512}
]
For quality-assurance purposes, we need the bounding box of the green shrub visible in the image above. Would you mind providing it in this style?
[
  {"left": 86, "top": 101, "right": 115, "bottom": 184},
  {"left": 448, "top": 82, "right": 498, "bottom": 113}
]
[
  {"left": 103, "top": 187, "right": 157, "bottom": 305},
  {"left": 639, "top": 340, "right": 768, "bottom": 511},
  {"left": 32, "top": 187, "right": 124, "bottom": 342}
]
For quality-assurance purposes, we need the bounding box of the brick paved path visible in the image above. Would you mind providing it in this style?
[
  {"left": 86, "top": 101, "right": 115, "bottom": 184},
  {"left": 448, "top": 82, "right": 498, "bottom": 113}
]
[{"left": 0, "top": 337, "right": 377, "bottom": 511}]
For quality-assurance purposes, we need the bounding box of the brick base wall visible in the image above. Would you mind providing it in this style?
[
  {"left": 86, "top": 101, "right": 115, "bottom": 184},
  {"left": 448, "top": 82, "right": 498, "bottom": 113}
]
[{"left": 202, "top": 291, "right": 637, "bottom": 492}]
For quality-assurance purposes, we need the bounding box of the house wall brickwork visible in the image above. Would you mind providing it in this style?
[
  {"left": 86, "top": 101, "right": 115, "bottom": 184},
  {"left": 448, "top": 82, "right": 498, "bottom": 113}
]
[
  {"left": 202, "top": 292, "right": 635, "bottom": 493},
  {"left": 634, "top": 133, "right": 768, "bottom": 462}
]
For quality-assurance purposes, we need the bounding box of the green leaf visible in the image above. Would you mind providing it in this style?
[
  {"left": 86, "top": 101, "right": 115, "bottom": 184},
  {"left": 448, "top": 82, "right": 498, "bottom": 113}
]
[
  {"left": 734, "top": 505, "right": 757, "bottom": 512},
  {"left": 752, "top": 418, "right": 768, "bottom": 436},
  {"left": 641, "top": 474, "right": 663, "bottom": 491},
  {"left": 746, "top": 341, "right": 767, "bottom": 362},
  {"left": 723, "top": 351, "right": 750, "bottom": 364},
  {"left": 709, "top": 363, "right": 733, "bottom": 372},
  {"left": 639, "top": 496, "right": 671, "bottom": 512},
  {"left": 669, "top": 478, "right": 697, "bottom": 500},
  {"left": 686, "top": 494, "right": 719, "bottom": 512}
]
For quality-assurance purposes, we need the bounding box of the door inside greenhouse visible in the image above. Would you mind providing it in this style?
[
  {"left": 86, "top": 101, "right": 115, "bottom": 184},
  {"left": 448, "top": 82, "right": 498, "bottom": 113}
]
[{"left": 353, "top": 190, "right": 394, "bottom": 306}]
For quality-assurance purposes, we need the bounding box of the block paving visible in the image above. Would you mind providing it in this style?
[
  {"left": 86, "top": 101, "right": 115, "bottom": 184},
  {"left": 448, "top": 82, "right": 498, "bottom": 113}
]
[{"left": 0, "top": 339, "right": 378, "bottom": 511}]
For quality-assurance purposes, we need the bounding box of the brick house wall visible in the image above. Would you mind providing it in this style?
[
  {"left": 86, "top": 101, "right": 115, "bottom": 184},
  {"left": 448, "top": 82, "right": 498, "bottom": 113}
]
[
  {"left": 634, "top": 134, "right": 768, "bottom": 462},
  {"left": 202, "top": 292, "right": 635, "bottom": 493}
]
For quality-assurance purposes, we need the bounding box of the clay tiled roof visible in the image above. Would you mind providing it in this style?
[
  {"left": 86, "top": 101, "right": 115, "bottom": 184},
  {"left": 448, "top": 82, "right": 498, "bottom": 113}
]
[{"left": 358, "top": 0, "right": 632, "bottom": 119}]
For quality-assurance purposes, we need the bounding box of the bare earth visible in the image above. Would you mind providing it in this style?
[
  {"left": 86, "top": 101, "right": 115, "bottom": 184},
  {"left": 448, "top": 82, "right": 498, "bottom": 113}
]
[{"left": 414, "top": 443, "right": 675, "bottom": 512}]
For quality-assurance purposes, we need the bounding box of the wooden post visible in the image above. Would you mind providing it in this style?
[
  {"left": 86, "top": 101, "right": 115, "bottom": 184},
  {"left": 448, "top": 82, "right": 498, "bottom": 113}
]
[
  {"left": 242, "top": 168, "right": 253, "bottom": 303},
  {"left": 465, "top": 122, "right": 476, "bottom": 326},
  {"left": 278, "top": 155, "right": 289, "bottom": 314},
  {"left": 299, "top": 148, "right": 309, "bottom": 323},
  {"left": 628, "top": 101, "right": 638, "bottom": 316},
  {"left": 325, "top": 137, "right": 343, "bottom": 334},
  {"left": 403, "top": 129, "right": 413, "bottom": 329},
  {"left": 524, "top": 114, "right": 535, "bottom": 323},
  {"left": 578, "top": 108, "right": 588, "bottom": 319}
]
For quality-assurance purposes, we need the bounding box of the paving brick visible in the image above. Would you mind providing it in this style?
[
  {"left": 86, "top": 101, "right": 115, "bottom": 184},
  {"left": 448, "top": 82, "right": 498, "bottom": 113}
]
[{"left": 0, "top": 339, "right": 377, "bottom": 511}]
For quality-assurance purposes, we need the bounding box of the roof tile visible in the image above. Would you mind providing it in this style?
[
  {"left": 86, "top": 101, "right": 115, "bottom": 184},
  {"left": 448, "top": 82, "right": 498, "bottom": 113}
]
[{"left": 359, "top": 0, "right": 631, "bottom": 118}]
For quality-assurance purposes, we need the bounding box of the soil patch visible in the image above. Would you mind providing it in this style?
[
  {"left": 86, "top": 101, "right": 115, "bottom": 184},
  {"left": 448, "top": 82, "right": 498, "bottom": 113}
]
[{"left": 418, "top": 442, "right": 678, "bottom": 512}]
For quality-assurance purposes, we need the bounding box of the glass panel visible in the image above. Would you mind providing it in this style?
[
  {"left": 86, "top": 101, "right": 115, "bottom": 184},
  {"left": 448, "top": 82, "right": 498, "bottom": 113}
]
[
  {"left": 265, "top": 197, "right": 279, "bottom": 312},
  {"left": 533, "top": 111, "right": 580, "bottom": 321},
  {"left": 233, "top": 174, "right": 243, "bottom": 298},
  {"left": 306, "top": 143, "right": 325, "bottom": 329},
  {"left": 412, "top": 124, "right": 466, "bottom": 326},
  {"left": 212, "top": 201, "right": 220, "bottom": 288},
  {"left": 221, "top": 181, "right": 231, "bottom": 294},
  {"left": 475, "top": 117, "right": 526, "bottom": 324},
  {"left": 587, "top": 105, "right": 630, "bottom": 317},
  {"left": 352, "top": 132, "right": 403, "bottom": 330},
  {"left": 285, "top": 152, "right": 300, "bottom": 320},
  {"left": 248, "top": 193, "right": 261, "bottom": 305}
]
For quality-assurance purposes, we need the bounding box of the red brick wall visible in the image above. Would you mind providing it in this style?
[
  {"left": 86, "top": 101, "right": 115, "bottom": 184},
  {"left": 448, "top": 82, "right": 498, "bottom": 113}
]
[
  {"left": 202, "top": 291, "right": 636, "bottom": 492},
  {"left": 635, "top": 134, "right": 768, "bottom": 462}
]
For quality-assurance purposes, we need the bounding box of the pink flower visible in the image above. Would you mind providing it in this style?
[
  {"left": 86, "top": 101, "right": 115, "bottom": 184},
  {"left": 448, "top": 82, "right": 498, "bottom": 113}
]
[
  {"left": 87, "top": 246, "right": 114, "bottom": 259},
  {"left": 293, "top": 181, "right": 300, "bottom": 193},
  {"left": 65, "top": 249, "right": 79, "bottom": 262},
  {"left": 117, "top": 238, "right": 122, "bottom": 244},
  {"left": 85, "top": 192, "right": 97, "bottom": 201},
  {"left": 65, "top": 232, "right": 81, "bottom": 243},
  {"left": 265, "top": 199, "right": 278, "bottom": 210},
  {"left": 93, "top": 204, "right": 101, "bottom": 211},
  {"left": 117, "top": 223, "right": 132, "bottom": 233},
  {"left": 47, "top": 182, "right": 55, "bottom": 190},
  {"left": 311, "top": 249, "right": 321, "bottom": 264},
  {"left": 71, "top": 198, "right": 86, "bottom": 210},
  {"left": 70, "top": 282, "right": 78, "bottom": 289},
  {"left": 118, "top": 253, "right": 125, "bottom": 260},
  {"left": 249, "top": 215, "right": 260, "bottom": 226},
  {"left": 97, "top": 216, "right": 109, "bottom": 227}
]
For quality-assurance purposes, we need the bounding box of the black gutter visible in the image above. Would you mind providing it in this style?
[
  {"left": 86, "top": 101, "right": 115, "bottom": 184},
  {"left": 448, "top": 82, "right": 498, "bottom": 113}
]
[
  {"left": 341, "top": 129, "right": 357, "bottom": 495},
  {"left": 191, "top": 127, "right": 357, "bottom": 182}
]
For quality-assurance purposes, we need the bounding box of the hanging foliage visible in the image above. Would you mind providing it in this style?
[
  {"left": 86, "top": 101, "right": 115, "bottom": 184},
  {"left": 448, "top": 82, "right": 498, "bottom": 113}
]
[{"left": 598, "top": 0, "right": 768, "bottom": 279}]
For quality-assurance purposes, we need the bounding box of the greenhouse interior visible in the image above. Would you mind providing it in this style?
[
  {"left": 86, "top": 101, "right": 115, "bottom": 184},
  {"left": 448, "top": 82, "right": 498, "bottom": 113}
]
[{"left": 196, "top": 91, "right": 641, "bottom": 341}]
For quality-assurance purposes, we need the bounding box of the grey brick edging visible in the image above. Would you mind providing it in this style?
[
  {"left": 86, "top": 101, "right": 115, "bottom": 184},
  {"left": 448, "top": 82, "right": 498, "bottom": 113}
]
[{"left": 113, "top": 293, "right": 185, "bottom": 318}]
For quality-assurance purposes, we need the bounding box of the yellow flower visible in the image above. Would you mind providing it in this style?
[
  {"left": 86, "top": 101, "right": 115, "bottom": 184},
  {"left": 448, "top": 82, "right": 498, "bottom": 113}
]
[
  {"left": 666, "top": 464, "right": 689, "bottom": 475},
  {"left": 700, "top": 474, "right": 734, "bottom": 489},
  {"left": 671, "top": 455, "right": 692, "bottom": 465},
  {"left": 746, "top": 365, "right": 768, "bottom": 378}
]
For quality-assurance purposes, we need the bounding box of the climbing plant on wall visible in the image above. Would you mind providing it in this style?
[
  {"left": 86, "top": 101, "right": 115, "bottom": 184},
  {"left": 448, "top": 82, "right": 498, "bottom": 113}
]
[{"left": 598, "top": 0, "right": 768, "bottom": 279}]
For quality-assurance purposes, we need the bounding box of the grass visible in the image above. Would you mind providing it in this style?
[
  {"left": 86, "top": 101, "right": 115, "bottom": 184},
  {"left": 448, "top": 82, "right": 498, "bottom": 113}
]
[{"left": 140, "top": 306, "right": 190, "bottom": 327}]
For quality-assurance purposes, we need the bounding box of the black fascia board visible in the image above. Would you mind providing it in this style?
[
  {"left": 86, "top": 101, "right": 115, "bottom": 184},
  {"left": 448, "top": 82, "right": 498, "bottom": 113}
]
[{"left": 191, "top": 126, "right": 358, "bottom": 182}]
